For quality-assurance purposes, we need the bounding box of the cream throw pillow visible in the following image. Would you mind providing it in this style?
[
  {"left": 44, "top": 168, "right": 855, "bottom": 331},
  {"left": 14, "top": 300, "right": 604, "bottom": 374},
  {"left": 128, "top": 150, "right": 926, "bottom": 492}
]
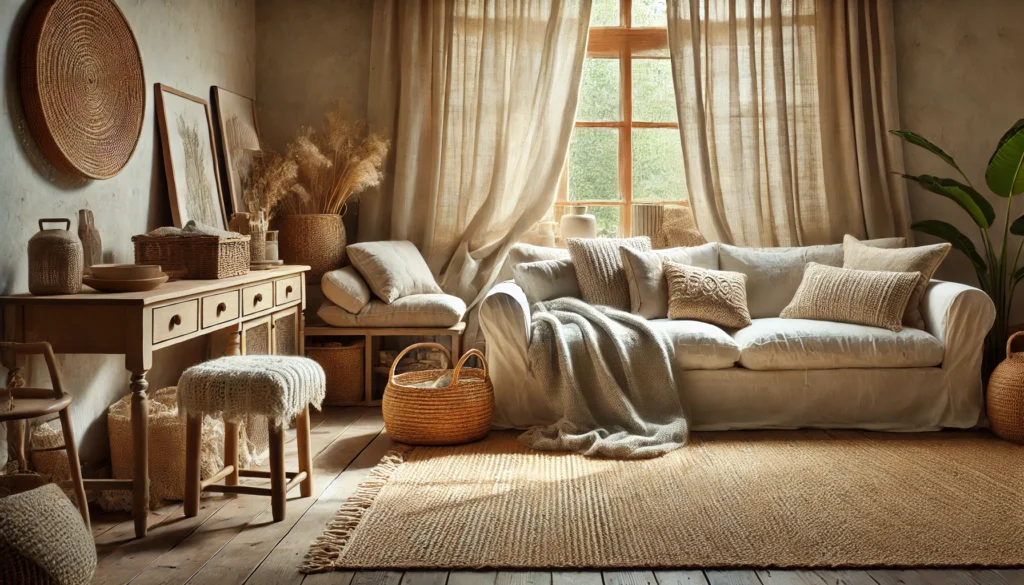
[
  {"left": 842, "top": 235, "right": 950, "bottom": 329},
  {"left": 567, "top": 237, "right": 651, "bottom": 310},
  {"left": 347, "top": 241, "right": 443, "bottom": 304},
  {"left": 664, "top": 261, "right": 751, "bottom": 329},
  {"left": 513, "top": 259, "right": 580, "bottom": 305},
  {"left": 321, "top": 266, "right": 372, "bottom": 314},
  {"left": 621, "top": 243, "right": 719, "bottom": 319},
  {"left": 781, "top": 263, "right": 921, "bottom": 332}
]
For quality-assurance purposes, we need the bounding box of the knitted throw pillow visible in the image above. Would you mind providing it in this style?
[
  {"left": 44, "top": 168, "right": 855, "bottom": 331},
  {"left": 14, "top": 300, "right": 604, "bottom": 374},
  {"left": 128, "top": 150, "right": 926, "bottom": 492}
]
[
  {"left": 567, "top": 237, "right": 651, "bottom": 310},
  {"left": 842, "top": 235, "right": 949, "bottom": 329},
  {"left": 664, "top": 261, "right": 751, "bottom": 329},
  {"left": 780, "top": 262, "right": 921, "bottom": 332}
]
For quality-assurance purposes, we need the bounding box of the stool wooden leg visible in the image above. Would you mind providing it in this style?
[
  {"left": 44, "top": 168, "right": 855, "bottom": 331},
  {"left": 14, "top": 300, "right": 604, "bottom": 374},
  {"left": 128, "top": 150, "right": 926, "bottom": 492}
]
[
  {"left": 268, "top": 420, "right": 286, "bottom": 522},
  {"left": 184, "top": 414, "right": 203, "bottom": 517},
  {"left": 295, "top": 406, "right": 313, "bottom": 497},
  {"left": 58, "top": 408, "right": 90, "bottom": 530},
  {"left": 224, "top": 420, "right": 239, "bottom": 487}
]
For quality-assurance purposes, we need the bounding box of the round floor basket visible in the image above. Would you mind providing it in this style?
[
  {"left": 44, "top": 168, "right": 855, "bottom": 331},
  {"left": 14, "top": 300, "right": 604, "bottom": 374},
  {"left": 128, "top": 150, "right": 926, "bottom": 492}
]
[
  {"left": 383, "top": 342, "right": 493, "bottom": 446},
  {"left": 987, "top": 331, "right": 1024, "bottom": 443}
]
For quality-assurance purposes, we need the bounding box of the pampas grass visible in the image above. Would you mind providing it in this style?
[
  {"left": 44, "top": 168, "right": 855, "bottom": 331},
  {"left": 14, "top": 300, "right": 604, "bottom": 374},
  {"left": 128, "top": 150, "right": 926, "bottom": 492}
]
[
  {"left": 238, "top": 147, "right": 297, "bottom": 222},
  {"left": 279, "top": 105, "right": 389, "bottom": 216}
]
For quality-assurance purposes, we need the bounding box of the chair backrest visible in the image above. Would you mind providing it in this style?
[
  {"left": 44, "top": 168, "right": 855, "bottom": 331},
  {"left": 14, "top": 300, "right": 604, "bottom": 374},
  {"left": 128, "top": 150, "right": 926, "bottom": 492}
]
[{"left": 0, "top": 341, "right": 65, "bottom": 400}]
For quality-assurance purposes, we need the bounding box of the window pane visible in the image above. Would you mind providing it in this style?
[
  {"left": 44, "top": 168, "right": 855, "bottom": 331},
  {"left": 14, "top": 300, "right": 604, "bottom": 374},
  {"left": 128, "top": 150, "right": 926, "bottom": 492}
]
[
  {"left": 591, "top": 0, "right": 619, "bottom": 26},
  {"left": 633, "top": 128, "right": 686, "bottom": 201},
  {"left": 632, "top": 0, "right": 667, "bottom": 27},
  {"left": 577, "top": 59, "right": 620, "bottom": 122},
  {"left": 569, "top": 128, "right": 619, "bottom": 202},
  {"left": 632, "top": 59, "right": 677, "bottom": 123},
  {"left": 589, "top": 206, "right": 622, "bottom": 238}
]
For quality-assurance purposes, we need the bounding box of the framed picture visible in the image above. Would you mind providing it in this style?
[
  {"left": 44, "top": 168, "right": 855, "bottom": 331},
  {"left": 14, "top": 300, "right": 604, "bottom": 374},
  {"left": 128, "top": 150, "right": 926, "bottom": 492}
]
[
  {"left": 212, "top": 87, "right": 261, "bottom": 215},
  {"left": 155, "top": 83, "right": 227, "bottom": 229}
]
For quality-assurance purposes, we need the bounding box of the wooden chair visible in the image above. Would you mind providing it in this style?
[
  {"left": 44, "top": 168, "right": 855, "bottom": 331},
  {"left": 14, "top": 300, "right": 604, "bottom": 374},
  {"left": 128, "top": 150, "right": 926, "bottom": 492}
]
[{"left": 0, "top": 341, "right": 90, "bottom": 530}]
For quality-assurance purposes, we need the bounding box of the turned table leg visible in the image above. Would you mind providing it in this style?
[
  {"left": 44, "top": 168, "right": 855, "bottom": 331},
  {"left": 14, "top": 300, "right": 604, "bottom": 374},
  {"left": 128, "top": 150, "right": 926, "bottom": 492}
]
[{"left": 130, "top": 371, "right": 150, "bottom": 538}]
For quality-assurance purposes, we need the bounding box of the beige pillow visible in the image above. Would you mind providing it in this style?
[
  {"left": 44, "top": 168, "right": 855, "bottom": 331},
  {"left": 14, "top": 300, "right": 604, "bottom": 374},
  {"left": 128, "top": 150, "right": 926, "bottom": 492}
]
[
  {"left": 664, "top": 261, "right": 751, "bottom": 329},
  {"left": 842, "top": 235, "right": 950, "bottom": 329},
  {"left": 621, "top": 243, "right": 719, "bottom": 319},
  {"left": 508, "top": 243, "right": 569, "bottom": 269},
  {"left": 347, "top": 240, "right": 442, "bottom": 304},
  {"left": 513, "top": 259, "right": 580, "bottom": 305},
  {"left": 567, "top": 237, "right": 651, "bottom": 310},
  {"left": 781, "top": 263, "right": 921, "bottom": 332},
  {"left": 321, "top": 266, "right": 372, "bottom": 314}
]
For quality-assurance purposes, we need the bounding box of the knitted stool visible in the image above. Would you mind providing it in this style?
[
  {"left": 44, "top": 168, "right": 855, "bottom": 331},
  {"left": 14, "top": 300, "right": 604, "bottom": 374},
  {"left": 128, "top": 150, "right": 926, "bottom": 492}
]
[{"left": 177, "top": 355, "right": 325, "bottom": 522}]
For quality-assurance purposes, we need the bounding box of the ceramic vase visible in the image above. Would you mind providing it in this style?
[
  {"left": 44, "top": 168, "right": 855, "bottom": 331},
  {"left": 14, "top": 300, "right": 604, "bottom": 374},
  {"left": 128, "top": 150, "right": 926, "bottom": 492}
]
[
  {"left": 77, "top": 209, "right": 102, "bottom": 267},
  {"left": 559, "top": 205, "right": 597, "bottom": 240},
  {"left": 249, "top": 211, "right": 268, "bottom": 263},
  {"left": 265, "top": 230, "right": 280, "bottom": 261},
  {"left": 28, "top": 218, "right": 83, "bottom": 295}
]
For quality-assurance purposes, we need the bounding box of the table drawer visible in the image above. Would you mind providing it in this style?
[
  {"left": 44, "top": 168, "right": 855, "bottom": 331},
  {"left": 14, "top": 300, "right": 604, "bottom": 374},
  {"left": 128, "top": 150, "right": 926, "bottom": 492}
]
[
  {"left": 201, "top": 290, "right": 239, "bottom": 328},
  {"left": 152, "top": 300, "right": 199, "bottom": 344},
  {"left": 275, "top": 276, "right": 302, "bottom": 306},
  {"left": 242, "top": 282, "right": 274, "bottom": 316}
]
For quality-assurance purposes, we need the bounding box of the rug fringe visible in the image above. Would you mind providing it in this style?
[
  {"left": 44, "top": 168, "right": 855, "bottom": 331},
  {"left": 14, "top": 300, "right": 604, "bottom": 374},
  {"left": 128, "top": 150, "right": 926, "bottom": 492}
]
[{"left": 299, "top": 448, "right": 409, "bottom": 573}]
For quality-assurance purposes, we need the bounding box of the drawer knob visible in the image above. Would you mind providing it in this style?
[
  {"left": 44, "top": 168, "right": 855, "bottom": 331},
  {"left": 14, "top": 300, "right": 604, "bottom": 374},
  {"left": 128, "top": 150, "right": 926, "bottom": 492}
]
[
  {"left": 169, "top": 314, "right": 182, "bottom": 328},
  {"left": 285, "top": 285, "right": 293, "bottom": 296},
  {"left": 216, "top": 302, "right": 227, "bottom": 316},
  {"left": 254, "top": 293, "right": 264, "bottom": 305}
]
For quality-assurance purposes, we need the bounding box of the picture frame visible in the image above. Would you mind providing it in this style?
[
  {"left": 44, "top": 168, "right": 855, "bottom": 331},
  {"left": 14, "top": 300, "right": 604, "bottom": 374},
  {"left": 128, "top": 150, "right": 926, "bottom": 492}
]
[
  {"left": 155, "top": 83, "right": 228, "bottom": 230},
  {"left": 212, "top": 86, "right": 261, "bottom": 215}
]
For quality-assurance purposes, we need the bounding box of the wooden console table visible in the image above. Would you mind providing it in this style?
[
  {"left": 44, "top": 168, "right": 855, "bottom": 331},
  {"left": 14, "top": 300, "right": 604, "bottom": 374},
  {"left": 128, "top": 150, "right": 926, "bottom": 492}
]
[{"left": 1, "top": 265, "right": 309, "bottom": 538}]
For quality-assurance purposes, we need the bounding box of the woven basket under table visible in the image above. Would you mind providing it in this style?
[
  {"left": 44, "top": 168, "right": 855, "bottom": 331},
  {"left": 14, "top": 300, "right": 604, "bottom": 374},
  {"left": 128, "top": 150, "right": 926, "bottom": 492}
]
[
  {"left": 988, "top": 331, "right": 1024, "bottom": 443},
  {"left": 307, "top": 340, "right": 365, "bottom": 405},
  {"left": 382, "top": 342, "right": 493, "bottom": 446},
  {"left": 133, "top": 234, "right": 250, "bottom": 279}
]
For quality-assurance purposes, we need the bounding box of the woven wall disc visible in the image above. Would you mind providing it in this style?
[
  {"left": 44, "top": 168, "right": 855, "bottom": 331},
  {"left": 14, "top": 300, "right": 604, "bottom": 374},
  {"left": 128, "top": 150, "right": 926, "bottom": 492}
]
[{"left": 20, "top": 0, "right": 145, "bottom": 180}]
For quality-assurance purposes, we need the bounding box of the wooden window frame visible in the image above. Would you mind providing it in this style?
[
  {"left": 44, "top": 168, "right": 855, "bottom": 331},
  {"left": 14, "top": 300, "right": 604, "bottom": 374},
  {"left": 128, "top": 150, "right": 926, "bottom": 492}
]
[{"left": 556, "top": 0, "right": 687, "bottom": 237}]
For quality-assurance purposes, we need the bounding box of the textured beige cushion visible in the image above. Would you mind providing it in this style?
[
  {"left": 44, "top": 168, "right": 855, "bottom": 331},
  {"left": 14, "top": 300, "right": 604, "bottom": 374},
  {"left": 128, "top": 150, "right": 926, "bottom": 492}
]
[
  {"left": 513, "top": 259, "right": 579, "bottom": 305},
  {"left": 648, "top": 319, "right": 740, "bottom": 370},
  {"left": 719, "top": 237, "right": 907, "bottom": 318},
  {"left": 665, "top": 261, "right": 751, "bottom": 329},
  {"left": 780, "top": 263, "right": 921, "bottom": 331},
  {"left": 734, "top": 317, "right": 945, "bottom": 370},
  {"left": 347, "top": 241, "right": 443, "bottom": 304},
  {"left": 567, "top": 237, "right": 651, "bottom": 310},
  {"left": 508, "top": 243, "right": 570, "bottom": 268},
  {"left": 318, "top": 294, "right": 466, "bottom": 328},
  {"left": 321, "top": 266, "right": 372, "bottom": 313},
  {"left": 842, "top": 235, "right": 950, "bottom": 329},
  {"left": 621, "top": 243, "right": 719, "bottom": 319}
]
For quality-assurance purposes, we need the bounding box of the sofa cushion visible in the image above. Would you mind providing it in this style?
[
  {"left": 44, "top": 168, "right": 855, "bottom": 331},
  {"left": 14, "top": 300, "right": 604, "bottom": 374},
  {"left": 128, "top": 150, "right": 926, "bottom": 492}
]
[
  {"left": 718, "top": 237, "right": 906, "bottom": 318},
  {"left": 665, "top": 261, "right": 752, "bottom": 329},
  {"left": 621, "top": 243, "right": 719, "bottom": 319},
  {"left": 733, "top": 317, "right": 944, "bottom": 371},
  {"left": 321, "top": 266, "right": 372, "bottom": 314},
  {"left": 513, "top": 259, "right": 579, "bottom": 305},
  {"left": 508, "top": 243, "right": 570, "bottom": 268},
  {"left": 648, "top": 319, "right": 740, "bottom": 370},
  {"left": 567, "top": 236, "right": 651, "bottom": 310},
  {"left": 348, "top": 240, "right": 443, "bottom": 303},
  {"left": 317, "top": 294, "right": 466, "bottom": 328}
]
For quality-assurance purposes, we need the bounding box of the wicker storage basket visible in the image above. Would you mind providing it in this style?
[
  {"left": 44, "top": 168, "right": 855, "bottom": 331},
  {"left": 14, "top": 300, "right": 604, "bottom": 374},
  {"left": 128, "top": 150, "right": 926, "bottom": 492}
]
[
  {"left": 307, "top": 339, "right": 365, "bottom": 406},
  {"left": 132, "top": 234, "right": 250, "bottom": 279},
  {"left": 382, "top": 342, "right": 493, "bottom": 446},
  {"left": 987, "top": 331, "right": 1024, "bottom": 443},
  {"left": 277, "top": 214, "right": 346, "bottom": 283}
]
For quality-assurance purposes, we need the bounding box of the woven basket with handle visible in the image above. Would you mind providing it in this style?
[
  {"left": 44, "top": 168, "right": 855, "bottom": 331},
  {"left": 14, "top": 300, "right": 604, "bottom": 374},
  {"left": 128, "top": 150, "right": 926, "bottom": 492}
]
[
  {"left": 382, "top": 342, "right": 493, "bottom": 446},
  {"left": 988, "top": 331, "right": 1024, "bottom": 443}
]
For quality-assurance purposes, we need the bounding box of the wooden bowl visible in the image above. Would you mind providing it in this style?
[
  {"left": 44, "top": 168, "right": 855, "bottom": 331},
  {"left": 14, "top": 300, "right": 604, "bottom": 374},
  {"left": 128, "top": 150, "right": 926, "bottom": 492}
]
[{"left": 88, "top": 263, "right": 162, "bottom": 280}]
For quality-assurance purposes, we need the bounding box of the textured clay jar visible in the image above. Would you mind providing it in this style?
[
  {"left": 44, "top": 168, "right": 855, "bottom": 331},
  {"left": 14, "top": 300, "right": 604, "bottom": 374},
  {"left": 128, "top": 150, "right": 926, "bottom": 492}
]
[
  {"left": 559, "top": 205, "right": 597, "bottom": 240},
  {"left": 28, "top": 218, "right": 83, "bottom": 295}
]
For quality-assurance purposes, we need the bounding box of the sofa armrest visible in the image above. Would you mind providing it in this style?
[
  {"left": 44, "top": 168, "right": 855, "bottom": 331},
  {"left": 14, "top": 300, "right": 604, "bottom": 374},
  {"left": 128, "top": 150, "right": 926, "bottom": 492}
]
[
  {"left": 480, "top": 280, "right": 531, "bottom": 348},
  {"left": 921, "top": 280, "right": 995, "bottom": 355}
]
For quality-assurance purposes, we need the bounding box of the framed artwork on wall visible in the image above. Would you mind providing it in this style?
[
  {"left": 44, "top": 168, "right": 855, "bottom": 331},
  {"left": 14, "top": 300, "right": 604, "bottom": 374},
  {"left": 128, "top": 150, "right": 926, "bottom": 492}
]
[
  {"left": 155, "top": 83, "right": 227, "bottom": 229},
  {"left": 212, "top": 87, "right": 261, "bottom": 215}
]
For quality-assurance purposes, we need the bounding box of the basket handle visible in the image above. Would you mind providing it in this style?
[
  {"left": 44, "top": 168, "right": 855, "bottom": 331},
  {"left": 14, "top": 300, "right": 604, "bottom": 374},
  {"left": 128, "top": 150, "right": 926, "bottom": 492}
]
[
  {"left": 1007, "top": 331, "right": 1024, "bottom": 359},
  {"left": 389, "top": 342, "right": 451, "bottom": 379},
  {"left": 38, "top": 218, "right": 70, "bottom": 231},
  {"left": 452, "top": 349, "right": 488, "bottom": 386}
]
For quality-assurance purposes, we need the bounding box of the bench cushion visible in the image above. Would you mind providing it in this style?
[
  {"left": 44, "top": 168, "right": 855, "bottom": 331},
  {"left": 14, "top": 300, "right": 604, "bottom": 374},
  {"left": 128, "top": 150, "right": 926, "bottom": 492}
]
[{"left": 317, "top": 294, "right": 466, "bottom": 328}]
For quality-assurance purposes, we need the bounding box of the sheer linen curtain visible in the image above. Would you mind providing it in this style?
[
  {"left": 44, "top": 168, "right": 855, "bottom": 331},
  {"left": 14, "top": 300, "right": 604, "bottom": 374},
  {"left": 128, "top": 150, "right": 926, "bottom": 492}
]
[
  {"left": 666, "top": 0, "right": 911, "bottom": 247},
  {"left": 360, "top": 0, "right": 591, "bottom": 307}
]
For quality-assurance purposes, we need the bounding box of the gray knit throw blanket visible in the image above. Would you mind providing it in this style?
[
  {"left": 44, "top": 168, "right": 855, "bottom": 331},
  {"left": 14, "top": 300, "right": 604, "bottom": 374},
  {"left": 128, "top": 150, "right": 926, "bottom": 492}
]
[{"left": 520, "top": 297, "right": 688, "bottom": 459}]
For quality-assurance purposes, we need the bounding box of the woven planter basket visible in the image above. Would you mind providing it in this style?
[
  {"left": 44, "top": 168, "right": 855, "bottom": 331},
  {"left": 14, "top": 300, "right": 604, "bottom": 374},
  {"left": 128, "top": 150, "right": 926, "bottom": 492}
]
[
  {"left": 987, "top": 331, "right": 1024, "bottom": 443},
  {"left": 307, "top": 340, "right": 365, "bottom": 406},
  {"left": 133, "top": 234, "right": 250, "bottom": 279},
  {"left": 382, "top": 342, "right": 493, "bottom": 446},
  {"left": 278, "top": 214, "right": 346, "bottom": 283}
]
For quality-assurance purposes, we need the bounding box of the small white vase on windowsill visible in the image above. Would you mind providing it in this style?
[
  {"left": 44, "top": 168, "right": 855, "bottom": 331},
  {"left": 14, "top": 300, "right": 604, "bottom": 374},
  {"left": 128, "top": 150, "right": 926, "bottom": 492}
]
[{"left": 559, "top": 205, "right": 597, "bottom": 241}]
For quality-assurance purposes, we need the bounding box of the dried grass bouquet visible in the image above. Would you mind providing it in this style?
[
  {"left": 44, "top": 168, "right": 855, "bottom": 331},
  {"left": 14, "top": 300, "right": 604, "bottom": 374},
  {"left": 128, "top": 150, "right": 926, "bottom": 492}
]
[
  {"left": 237, "top": 147, "right": 297, "bottom": 222},
  {"left": 279, "top": 104, "right": 390, "bottom": 216}
]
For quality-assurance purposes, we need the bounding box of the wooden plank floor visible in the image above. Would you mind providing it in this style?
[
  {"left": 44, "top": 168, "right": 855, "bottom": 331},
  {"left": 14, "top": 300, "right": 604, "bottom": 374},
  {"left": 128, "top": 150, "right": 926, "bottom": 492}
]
[{"left": 90, "top": 407, "right": 1024, "bottom": 585}]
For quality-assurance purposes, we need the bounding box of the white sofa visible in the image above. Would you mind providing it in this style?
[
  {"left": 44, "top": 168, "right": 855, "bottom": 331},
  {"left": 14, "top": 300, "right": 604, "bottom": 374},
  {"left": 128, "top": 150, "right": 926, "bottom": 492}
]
[{"left": 480, "top": 242, "right": 995, "bottom": 432}]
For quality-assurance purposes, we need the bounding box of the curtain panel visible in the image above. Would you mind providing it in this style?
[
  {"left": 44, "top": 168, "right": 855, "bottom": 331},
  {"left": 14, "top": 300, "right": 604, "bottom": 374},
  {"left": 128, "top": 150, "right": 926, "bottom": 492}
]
[
  {"left": 666, "top": 0, "right": 911, "bottom": 247},
  {"left": 360, "top": 0, "right": 591, "bottom": 307}
]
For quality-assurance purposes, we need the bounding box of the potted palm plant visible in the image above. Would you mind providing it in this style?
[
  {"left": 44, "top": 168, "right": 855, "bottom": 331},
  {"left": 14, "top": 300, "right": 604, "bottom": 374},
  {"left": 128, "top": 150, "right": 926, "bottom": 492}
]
[
  {"left": 277, "top": 106, "right": 389, "bottom": 283},
  {"left": 891, "top": 120, "right": 1024, "bottom": 376}
]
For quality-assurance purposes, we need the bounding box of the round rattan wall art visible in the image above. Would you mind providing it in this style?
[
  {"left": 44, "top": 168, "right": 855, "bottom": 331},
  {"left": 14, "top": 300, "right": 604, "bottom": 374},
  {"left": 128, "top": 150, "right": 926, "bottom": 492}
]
[{"left": 20, "top": 0, "right": 145, "bottom": 180}]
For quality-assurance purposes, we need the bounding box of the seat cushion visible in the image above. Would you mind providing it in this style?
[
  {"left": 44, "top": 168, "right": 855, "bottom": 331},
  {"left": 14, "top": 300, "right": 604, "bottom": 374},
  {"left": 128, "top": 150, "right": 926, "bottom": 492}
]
[
  {"left": 733, "top": 318, "right": 944, "bottom": 371},
  {"left": 648, "top": 319, "right": 740, "bottom": 370},
  {"left": 317, "top": 294, "right": 466, "bottom": 328}
]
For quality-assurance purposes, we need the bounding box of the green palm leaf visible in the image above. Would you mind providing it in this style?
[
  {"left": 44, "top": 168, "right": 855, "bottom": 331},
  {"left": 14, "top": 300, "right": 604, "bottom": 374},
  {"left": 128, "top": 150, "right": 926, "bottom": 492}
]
[
  {"left": 985, "top": 119, "right": 1024, "bottom": 197},
  {"left": 912, "top": 219, "right": 987, "bottom": 275},
  {"left": 900, "top": 174, "right": 994, "bottom": 228},
  {"left": 1011, "top": 214, "right": 1024, "bottom": 236},
  {"left": 891, "top": 130, "right": 963, "bottom": 175}
]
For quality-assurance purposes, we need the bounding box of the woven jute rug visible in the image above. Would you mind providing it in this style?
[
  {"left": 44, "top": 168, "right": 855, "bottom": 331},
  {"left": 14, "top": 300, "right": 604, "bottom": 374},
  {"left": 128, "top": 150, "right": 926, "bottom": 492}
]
[{"left": 301, "top": 430, "right": 1024, "bottom": 572}]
